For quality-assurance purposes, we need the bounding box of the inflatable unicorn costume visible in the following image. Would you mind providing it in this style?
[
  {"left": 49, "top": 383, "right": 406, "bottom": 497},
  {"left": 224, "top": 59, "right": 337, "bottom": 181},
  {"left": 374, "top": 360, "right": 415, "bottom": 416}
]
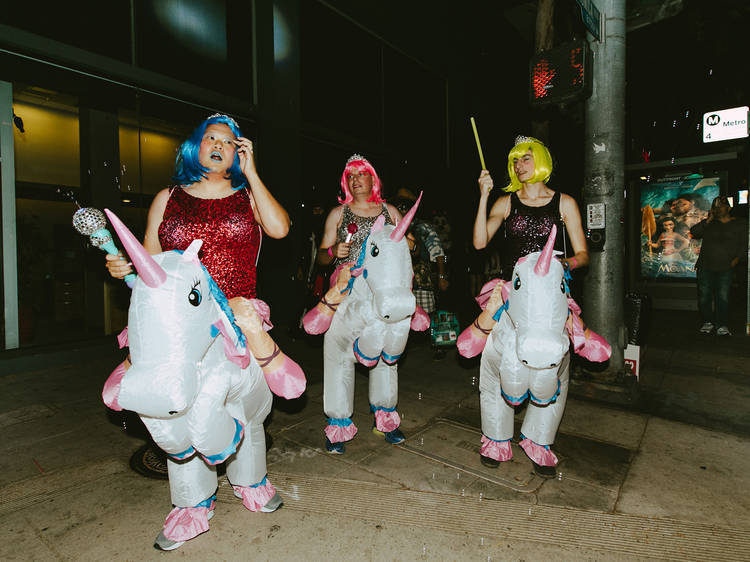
[
  {"left": 100, "top": 210, "right": 305, "bottom": 550},
  {"left": 457, "top": 225, "right": 611, "bottom": 475},
  {"left": 303, "top": 195, "right": 429, "bottom": 453}
]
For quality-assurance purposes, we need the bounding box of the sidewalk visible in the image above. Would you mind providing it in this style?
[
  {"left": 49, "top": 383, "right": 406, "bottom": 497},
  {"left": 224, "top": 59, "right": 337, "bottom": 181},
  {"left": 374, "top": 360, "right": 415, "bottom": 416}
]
[{"left": 1, "top": 311, "right": 749, "bottom": 561}]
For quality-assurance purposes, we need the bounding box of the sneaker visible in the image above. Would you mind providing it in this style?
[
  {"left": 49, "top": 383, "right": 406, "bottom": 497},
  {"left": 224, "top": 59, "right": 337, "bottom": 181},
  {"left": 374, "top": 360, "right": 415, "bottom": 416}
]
[
  {"left": 532, "top": 461, "right": 557, "bottom": 479},
  {"left": 383, "top": 428, "right": 406, "bottom": 444},
  {"left": 480, "top": 455, "right": 500, "bottom": 469},
  {"left": 699, "top": 322, "right": 714, "bottom": 334},
  {"left": 325, "top": 438, "right": 345, "bottom": 454},
  {"left": 716, "top": 326, "right": 732, "bottom": 336},
  {"left": 260, "top": 492, "right": 284, "bottom": 513},
  {"left": 154, "top": 509, "right": 214, "bottom": 551}
]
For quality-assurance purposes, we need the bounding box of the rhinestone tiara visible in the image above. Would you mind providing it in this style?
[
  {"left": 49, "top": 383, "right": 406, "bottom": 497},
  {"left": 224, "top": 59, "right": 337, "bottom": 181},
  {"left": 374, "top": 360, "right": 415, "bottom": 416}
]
[
  {"left": 207, "top": 113, "right": 239, "bottom": 129},
  {"left": 514, "top": 135, "right": 534, "bottom": 146},
  {"left": 347, "top": 153, "right": 368, "bottom": 165}
]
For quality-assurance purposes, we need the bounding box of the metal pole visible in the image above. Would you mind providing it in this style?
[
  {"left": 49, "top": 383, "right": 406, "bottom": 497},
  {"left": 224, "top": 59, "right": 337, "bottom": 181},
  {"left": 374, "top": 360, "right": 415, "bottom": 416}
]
[
  {"left": 582, "top": 0, "right": 627, "bottom": 375},
  {"left": 0, "top": 81, "right": 19, "bottom": 349}
]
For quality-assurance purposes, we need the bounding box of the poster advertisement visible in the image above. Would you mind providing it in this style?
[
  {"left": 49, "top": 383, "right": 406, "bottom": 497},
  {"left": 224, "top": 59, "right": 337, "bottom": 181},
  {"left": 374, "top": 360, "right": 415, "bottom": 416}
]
[{"left": 640, "top": 175, "right": 720, "bottom": 279}]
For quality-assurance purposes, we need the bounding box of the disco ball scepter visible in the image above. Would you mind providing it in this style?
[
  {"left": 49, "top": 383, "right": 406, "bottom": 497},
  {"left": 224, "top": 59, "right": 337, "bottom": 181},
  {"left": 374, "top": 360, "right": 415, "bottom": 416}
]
[{"left": 72, "top": 207, "right": 137, "bottom": 288}]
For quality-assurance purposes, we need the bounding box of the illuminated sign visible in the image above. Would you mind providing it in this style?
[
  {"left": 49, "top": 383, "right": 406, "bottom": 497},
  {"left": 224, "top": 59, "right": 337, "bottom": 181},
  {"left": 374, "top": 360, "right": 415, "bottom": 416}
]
[
  {"left": 529, "top": 40, "right": 592, "bottom": 106},
  {"left": 702, "top": 106, "right": 749, "bottom": 143}
]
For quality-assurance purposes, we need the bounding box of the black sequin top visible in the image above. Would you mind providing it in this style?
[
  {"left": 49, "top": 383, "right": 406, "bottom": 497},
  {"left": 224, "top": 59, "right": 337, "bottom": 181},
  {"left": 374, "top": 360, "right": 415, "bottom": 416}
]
[
  {"left": 334, "top": 204, "right": 393, "bottom": 266},
  {"left": 501, "top": 191, "right": 564, "bottom": 279}
]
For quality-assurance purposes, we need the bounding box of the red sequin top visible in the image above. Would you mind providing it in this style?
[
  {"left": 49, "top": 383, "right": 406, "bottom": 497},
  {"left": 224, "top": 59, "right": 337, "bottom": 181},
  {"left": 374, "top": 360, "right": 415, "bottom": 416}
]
[{"left": 158, "top": 187, "right": 261, "bottom": 298}]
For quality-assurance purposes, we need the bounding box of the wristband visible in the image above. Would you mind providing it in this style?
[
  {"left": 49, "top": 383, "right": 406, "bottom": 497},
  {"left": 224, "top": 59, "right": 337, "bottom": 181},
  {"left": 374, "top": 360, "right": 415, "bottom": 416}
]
[
  {"left": 327, "top": 246, "right": 334, "bottom": 258},
  {"left": 568, "top": 257, "right": 578, "bottom": 270}
]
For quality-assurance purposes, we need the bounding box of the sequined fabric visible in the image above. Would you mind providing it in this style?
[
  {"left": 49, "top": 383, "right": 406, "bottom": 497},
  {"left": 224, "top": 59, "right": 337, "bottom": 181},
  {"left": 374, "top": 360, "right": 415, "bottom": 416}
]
[
  {"left": 159, "top": 187, "right": 260, "bottom": 298},
  {"left": 502, "top": 191, "right": 564, "bottom": 279},
  {"left": 334, "top": 204, "right": 393, "bottom": 266}
]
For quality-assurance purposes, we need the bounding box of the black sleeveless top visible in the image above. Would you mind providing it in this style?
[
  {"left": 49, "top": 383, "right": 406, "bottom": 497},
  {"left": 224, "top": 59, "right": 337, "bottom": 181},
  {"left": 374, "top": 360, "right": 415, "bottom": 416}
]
[{"left": 500, "top": 191, "right": 565, "bottom": 279}]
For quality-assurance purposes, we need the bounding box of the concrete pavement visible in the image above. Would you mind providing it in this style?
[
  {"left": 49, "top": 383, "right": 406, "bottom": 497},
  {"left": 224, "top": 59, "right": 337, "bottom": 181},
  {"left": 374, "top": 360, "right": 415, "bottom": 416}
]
[{"left": 1, "top": 309, "right": 749, "bottom": 561}]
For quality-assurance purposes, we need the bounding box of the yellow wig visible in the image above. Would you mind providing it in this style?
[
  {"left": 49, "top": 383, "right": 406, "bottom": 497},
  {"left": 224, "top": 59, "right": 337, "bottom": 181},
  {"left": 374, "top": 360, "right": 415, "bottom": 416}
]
[{"left": 504, "top": 137, "right": 553, "bottom": 192}]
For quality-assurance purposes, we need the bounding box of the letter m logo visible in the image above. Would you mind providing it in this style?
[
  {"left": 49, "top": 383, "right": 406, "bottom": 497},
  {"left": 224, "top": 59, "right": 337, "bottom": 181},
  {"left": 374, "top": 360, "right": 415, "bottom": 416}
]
[{"left": 706, "top": 114, "right": 720, "bottom": 126}]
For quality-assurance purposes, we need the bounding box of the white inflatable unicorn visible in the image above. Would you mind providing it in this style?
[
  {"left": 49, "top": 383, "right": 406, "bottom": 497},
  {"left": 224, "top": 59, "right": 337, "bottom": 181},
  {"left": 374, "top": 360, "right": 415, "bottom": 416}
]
[
  {"left": 100, "top": 210, "right": 305, "bottom": 550},
  {"left": 303, "top": 195, "right": 429, "bottom": 453},
  {"left": 457, "top": 225, "right": 610, "bottom": 475}
]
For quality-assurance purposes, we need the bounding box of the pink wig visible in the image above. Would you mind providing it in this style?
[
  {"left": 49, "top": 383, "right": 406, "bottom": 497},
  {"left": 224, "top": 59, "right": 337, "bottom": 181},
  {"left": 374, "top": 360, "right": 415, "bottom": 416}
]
[{"left": 338, "top": 156, "right": 384, "bottom": 204}]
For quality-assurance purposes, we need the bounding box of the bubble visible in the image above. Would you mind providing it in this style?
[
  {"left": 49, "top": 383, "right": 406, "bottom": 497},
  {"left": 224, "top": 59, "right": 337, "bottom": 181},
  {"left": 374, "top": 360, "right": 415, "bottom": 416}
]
[
  {"left": 479, "top": 492, "right": 483, "bottom": 502},
  {"left": 557, "top": 472, "right": 563, "bottom": 481},
  {"left": 418, "top": 392, "right": 422, "bottom": 400},
  {"left": 419, "top": 436, "right": 424, "bottom": 446},
  {"left": 461, "top": 488, "right": 465, "bottom": 496}
]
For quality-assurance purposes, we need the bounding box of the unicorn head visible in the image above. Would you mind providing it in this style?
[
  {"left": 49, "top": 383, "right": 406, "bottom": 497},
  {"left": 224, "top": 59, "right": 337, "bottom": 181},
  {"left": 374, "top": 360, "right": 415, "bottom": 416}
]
[
  {"left": 357, "top": 193, "right": 422, "bottom": 324},
  {"left": 504, "top": 225, "right": 569, "bottom": 369}
]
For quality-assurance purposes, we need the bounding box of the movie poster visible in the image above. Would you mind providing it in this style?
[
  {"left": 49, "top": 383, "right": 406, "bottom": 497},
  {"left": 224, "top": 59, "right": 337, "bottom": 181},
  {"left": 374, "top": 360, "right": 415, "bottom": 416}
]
[{"left": 640, "top": 175, "right": 720, "bottom": 279}]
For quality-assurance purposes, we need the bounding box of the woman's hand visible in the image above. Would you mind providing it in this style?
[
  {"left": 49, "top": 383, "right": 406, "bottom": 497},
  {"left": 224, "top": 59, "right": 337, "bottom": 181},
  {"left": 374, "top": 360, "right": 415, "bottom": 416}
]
[
  {"left": 334, "top": 264, "right": 353, "bottom": 293},
  {"left": 332, "top": 241, "right": 352, "bottom": 259},
  {"left": 485, "top": 282, "right": 504, "bottom": 316},
  {"left": 235, "top": 137, "right": 257, "bottom": 178},
  {"left": 105, "top": 252, "right": 133, "bottom": 279},
  {"left": 228, "top": 297, "right": 264, "bottom": 336},
  {"left": 478, "top": 170, "right": 494, "bottom": 198}
]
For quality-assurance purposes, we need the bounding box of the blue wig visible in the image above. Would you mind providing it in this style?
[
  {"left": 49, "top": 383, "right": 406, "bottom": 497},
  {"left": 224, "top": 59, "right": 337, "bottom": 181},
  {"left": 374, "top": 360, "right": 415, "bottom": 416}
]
[{"left": 172, "top": 114, "right": 247, "bottom": 190}]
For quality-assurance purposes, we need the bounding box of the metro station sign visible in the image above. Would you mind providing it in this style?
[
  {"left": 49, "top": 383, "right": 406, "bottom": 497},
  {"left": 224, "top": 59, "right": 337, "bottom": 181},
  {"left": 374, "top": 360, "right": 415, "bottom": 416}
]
[{"left": 702, "top": 106, "right": 749, "bottom": 143}]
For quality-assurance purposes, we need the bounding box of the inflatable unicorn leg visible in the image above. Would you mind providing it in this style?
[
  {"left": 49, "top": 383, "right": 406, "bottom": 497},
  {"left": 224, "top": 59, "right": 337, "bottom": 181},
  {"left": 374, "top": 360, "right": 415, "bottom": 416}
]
[
  {"left": 225, "top": 361, "right": 279, "bottom": 512},
  {"left": 153, "top": 455, "right": 218, "bottom": 550},
  {"left": 478, "top": 332, "right": 515, "bottom": 463},
  {"left": 323, "top": 330, "right": 358, "bottom": 446},
  {"left": 369, "top": 361, "right": 401, "bottom": 435},
  {"left": 519, "top": 353, "right": 570, "bottom": 468}
]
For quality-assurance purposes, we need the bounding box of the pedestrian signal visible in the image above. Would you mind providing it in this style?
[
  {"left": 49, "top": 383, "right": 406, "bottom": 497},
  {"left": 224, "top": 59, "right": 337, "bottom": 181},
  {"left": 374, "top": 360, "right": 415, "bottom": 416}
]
[{"left": 529, "top": 40, "right": 592, "bottom": 106}]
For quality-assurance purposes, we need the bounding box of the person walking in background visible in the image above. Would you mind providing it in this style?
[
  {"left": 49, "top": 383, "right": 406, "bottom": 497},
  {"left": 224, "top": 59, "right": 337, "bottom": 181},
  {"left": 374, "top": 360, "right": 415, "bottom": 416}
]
[
  {"left": 690, "top": 195, "right": 746, "bottom": 336},
  {"left": 393, "top": 190, "right": 449, "bottom": 359}
]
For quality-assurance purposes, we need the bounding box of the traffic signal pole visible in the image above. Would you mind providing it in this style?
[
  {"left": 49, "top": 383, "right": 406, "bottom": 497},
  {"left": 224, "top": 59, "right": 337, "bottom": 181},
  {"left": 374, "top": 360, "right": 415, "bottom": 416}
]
[{"left": 581, "top": 0, "right": 627, "bottom": 376}]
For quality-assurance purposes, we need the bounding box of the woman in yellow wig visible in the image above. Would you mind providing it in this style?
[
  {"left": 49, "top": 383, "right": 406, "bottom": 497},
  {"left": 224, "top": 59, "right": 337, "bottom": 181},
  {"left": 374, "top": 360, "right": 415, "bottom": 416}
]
[{"left": 472, "top": 136, "right": 588, "bottom": 279}]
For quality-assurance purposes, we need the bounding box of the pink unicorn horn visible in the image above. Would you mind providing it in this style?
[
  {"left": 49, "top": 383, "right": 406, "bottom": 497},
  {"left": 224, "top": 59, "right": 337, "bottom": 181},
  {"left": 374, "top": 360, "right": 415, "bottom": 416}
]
[
  {"left": 391, "top": 191, "right": 423, "bottom": 242},
  {"left": 534, "top": 224, "right": 558, "bottom": 277},
  {"left": 104, "top": 209, "right": 166, "bottom": 288}
]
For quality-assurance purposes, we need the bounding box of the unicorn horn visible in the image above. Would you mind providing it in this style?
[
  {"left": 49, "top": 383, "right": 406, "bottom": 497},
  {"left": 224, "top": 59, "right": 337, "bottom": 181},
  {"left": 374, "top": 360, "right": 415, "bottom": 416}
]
[
  {"left": 391, "top": 191, "right": 423, "bottom": 241},
  {"left": 104, "top": 209, "right": 166, "bottom": 288},
  {"left": 534, "top": 224, "right": 557, "bottom": 277}
]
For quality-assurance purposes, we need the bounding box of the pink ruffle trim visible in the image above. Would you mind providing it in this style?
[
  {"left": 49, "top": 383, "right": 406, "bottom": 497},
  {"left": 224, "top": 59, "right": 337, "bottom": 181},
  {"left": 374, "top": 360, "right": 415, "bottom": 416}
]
[
  {"left": 475, "top": 278, "right": 509, "bottom": 310},
  {"left": 162, "top": 502, "right": 214, "bottom": 542},
  {"left": 480, "top": 435, "right": 513, "bottom": 462},
  {"left": 233, "top": 480, "right": 276, "bottom": 512},
  {"left": 117, "top": 326, "right": 128, "bottom": 349},
  {"left": 566, "top": 297, "right": 611, "bottom": 362},
  {"left": 456, "top": 327, "right": 487, "bottom": 358},
  {"left": 519, "top": 438, "right": 558, "bottom": 467},
  {"left": 302, "top": 306, "right": 333, "bottom": 335},
  {"left": 410, "top": 305, "right": 430, "bottom": 331},
  {"left": 263, "top": 356, "right": 306, "bottom": 399},
  {"left": 324, "top": 422, "right": 358, "bottom": 443},
  {"left": 374, "top": 409, "right": 400, "bottom": 433},
  {"left": 102, "top": 360, "right": 127, "bottom": 411}
]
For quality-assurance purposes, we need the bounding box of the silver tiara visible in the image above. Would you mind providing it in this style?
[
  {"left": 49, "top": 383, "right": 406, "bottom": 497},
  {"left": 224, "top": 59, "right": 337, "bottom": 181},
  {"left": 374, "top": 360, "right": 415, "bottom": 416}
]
[
  {"left": 347, "top": 153, "right": 368, "bottom": 164},
  {"left": 207, "top": 113, "right": 239, "bottom": 129},
  {"left": 514, "top": 135, "right": 533, "bottom": 146}
]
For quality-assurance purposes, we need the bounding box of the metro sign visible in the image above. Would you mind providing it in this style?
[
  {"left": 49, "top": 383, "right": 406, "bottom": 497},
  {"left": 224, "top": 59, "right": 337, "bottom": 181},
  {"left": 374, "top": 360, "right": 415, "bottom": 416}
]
[{"left": 702, "top": 106, "right": 749, "bottom": 143}]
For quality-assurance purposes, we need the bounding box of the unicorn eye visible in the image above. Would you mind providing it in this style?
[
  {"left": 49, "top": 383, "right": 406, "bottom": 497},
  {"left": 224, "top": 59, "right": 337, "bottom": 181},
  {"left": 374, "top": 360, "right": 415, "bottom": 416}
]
[
  {"left": 371, "top": 244, "right": 379, "bottom": 257},
  {"left": 560, "top": 280, "right": 566, "bottom": 293},
  {"left": 188, "top": 282, "right": 202, "bottom": 307},
  {"left": 513, "top": 275, "right": 521, "bottom": 290}
]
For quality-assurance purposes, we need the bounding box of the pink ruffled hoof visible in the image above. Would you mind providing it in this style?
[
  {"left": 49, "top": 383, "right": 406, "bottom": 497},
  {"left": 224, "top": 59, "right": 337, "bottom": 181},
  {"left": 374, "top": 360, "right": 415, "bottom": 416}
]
[
  {"left": 162, "top": 501, "right": 215, "bottom": 543},
  {"left": 302, "top": 307, "right": 334, "bottom": 335},
  {"left": 480, "top": 435, "right": 513, "bottom": 462},
  {"left": 373, "top": 408, "right": 400, "bottom": 433},
  {"left": 324, "top": 420, "right": 358, "bottom": 443},
  {"left": 233, "top": 478, "right": 277, "bottom": 512},
  {"left": 102, "top": 360, "right": 127, "bottom": 411},
  {"left": 519, "top": 438, "right": 558, "bottom": 467},
  {"left": 264, "top": 356, "right": 307, "bottom": 399},
  {"left": 579, "top": 330, "right": 612, "bottom": 362},
  {"left": 456, "top": 327, "right": 487, "bottom": 358},
  {"left": 410, "top": 305, "right": 430, "bottom": 331}
]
